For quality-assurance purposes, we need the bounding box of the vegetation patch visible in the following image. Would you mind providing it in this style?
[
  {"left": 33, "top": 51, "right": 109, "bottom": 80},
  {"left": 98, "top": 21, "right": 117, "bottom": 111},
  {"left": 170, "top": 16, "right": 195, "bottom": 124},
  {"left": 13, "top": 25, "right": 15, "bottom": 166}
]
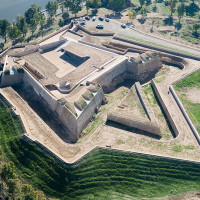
[
  {"left": 1, "top": 94, "right": 200, "bottom": 199},
  {"left": 76, "top": 97, "right": 87, "bottom": 110},
  {"left": 175, "top": 71, "right": 200, "bottom": 133},
  {"left": 175, "top": 70, "right": 200, "bottom": 90},
  {"left": 65, "top": 102, "right": 77, "bottom": 117},
  {"left": 83, "top": 90, "right": 94, "bottom": 100},
  {"left": 180, "top": 96, "right": 200, "bottom": 133}
]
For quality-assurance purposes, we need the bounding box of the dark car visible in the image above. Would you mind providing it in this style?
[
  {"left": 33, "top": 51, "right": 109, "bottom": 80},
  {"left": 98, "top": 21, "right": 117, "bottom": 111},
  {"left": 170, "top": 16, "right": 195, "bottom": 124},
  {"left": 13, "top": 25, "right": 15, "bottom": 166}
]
[
  {"left": 85, "top": 16, "right": 90, "bottom": 20},
  {"left": 99, "top": 17, "right": 104, "bottom": 21},
  {"left": 105, "top": 18, "right": 110, "bottom": 22},
  {"left": 121, "top": 24, "right": 126, "bottom": 28},
  {"left": 79, "top": 21, "right": 85, "bottom": 26}
]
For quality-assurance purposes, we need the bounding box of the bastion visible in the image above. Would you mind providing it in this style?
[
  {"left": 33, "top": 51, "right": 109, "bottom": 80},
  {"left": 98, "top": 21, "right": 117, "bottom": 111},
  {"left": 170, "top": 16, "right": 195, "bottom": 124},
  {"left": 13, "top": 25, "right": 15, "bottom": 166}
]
[{"left": 0, "top": 29, "right": 163, "bottom": 142}]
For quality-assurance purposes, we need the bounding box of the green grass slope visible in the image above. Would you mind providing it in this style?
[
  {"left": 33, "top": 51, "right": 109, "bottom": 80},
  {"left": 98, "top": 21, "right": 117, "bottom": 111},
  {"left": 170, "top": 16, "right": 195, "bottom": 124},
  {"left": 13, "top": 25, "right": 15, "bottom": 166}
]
[
  {"left": 0, "top": 94, "right": 200, "bottom": 199},
  {"left": 174, "top": 71, "right": 200, "bottom": 133}
]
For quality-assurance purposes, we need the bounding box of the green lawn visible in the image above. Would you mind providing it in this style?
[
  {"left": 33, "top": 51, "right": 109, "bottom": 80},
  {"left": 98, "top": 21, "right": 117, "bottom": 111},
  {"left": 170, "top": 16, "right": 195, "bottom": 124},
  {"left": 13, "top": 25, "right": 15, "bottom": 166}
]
[
  {"left": 175, "top": 71, "right": 200, "bottom": 134},
  {"left": 1, "top": 93, "right": 200, "bottom": 199},
  {"left": 175, "top": 70, "right": 200, "bottom": 90}
]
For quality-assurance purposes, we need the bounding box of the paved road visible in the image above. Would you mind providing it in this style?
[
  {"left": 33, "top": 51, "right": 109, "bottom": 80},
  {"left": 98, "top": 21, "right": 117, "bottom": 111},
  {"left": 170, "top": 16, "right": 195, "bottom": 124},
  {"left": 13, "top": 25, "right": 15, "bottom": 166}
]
[{"left": 86, "top": 19, "right": 200, "bottom": 57}]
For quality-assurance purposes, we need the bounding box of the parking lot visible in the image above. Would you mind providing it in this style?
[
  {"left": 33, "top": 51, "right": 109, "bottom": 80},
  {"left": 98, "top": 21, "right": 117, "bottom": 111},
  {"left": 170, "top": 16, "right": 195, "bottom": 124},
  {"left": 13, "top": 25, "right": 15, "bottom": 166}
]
[{"left": 83, "top": 17, "right": 200, "bottom": 57}]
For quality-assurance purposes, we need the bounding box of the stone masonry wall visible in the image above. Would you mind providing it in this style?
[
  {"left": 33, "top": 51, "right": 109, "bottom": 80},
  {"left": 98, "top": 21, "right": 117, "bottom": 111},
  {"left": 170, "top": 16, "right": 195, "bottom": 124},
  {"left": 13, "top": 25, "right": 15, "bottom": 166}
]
[
  {"left": 151, "top": 80, "right": 179, "bottom": 137},
  {"left": 107, "top": 112, "right": 161, "bottom": 137},
  {"left": 77, "top": 87, "right": 105, "bottom": 134}
]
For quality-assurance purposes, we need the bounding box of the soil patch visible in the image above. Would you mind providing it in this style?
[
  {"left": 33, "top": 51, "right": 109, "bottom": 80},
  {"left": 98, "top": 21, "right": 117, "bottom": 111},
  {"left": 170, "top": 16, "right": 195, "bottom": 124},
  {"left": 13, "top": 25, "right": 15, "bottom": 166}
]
[{"left": 186, "top": 88, "right": 200, "bottom": 103}]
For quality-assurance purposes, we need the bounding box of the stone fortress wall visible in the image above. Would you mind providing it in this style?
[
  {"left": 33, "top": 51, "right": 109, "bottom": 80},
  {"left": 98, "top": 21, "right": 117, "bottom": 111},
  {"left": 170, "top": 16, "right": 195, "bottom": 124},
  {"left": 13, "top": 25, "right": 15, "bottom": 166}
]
[
  {"left": 1, "top": 55, "right": 24, "bottom": 87},
  {"left": 23, "top": 68, "right": 105, "bottom": 140},
  {"left": 0, "top": 26, "right": 186, "bottom": 141},
  {"left": 92, "top": 52, "right": 162, "bottom": 92}
]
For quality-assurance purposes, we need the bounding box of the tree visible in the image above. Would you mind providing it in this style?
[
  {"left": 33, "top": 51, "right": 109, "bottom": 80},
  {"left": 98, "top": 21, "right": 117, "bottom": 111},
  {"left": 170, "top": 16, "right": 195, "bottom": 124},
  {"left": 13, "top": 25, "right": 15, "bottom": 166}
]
[
  {"left": 90, "top": 0, "right": 101, "bottom": 10},
  {"left": 108, "top": 0, "right": 125, "bottom": 12},
  {"left": 0, "top": 43, "right": 4, "bottom": 52},
  {"left": 21, "top": 184, "right": 36, "bottom": 200},
  {"left": 40, "top": 13, "right": 46, "bottom": 37},
  {"left": 64, "top": 0, "right": 71, "bottom": 11},
  {"left": 139, "top": 6, "right": 147, "bottom": 19},
  {"left": 0, "top": 19, "right": 11, "bottom": 42},
  {"left": 8, "top": 26, "right": 22, "bottom": 42},
  {"left": 16, "top": 17, "right": 28, "bottom": 38},
  {"left": 193, "top": 23, "right": 200, "bottom": 35},
  {"left": 7, "top": 179, "right": 20, "bottom": 199},
  {"left": 86, "top": 0, "right": 90, "bottom": 14},
  {"left": 29, "top": 19, "right": 38, "bottom": 36},
  {"left": 177, "top": 2, "right": 185, "bottom": 23},
  {"left": 168, "top": 0, "right": 177, "bottom": 16},
  {"left": 62, "top": 12, "right": 69, "bottom": 20},
  {"left": 70, "top": 0, "right": 82, "bottom": 17},
  {"left": 1, "top": 162, "right": 17, "bottom": 181},
  {"left": 45, "top": 1, "right": 58, "bottom": 18},
  {"left": 128, "top": 9, "right": 136, "bottom": 20},
  {"left": 25, "top": 4, "right": 42, "bottom": 25},
  {"left": 60, "top": 4, "right": 65, "bottom": 13},
  {"left": 139, "top": 0, "right": 145, "bottom": 7}
]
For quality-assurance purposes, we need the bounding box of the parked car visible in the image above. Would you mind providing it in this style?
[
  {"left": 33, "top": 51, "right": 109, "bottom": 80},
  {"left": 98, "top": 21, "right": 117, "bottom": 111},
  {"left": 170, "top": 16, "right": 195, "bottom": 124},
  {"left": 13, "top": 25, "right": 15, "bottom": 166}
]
[
  {"left": 98, "top": 17, "right": 104, "bottom": 21},
  {"left": 105, "top": 18, "right": 110, "bottom": 22},
  {"left": 121, "top": 24, "right": 126, "bottom": 28},
  {"left": 85, "top": 16, "right": 90, "bottom": 20},
  {"left": 96, "top": 24, "right": 104, "bottom": 29},
  {"left": 92, "top": 16, "right": 96, "bottom": 21},
  {"left": 79, "top": 21, "right": 85, "bottom": 26}
]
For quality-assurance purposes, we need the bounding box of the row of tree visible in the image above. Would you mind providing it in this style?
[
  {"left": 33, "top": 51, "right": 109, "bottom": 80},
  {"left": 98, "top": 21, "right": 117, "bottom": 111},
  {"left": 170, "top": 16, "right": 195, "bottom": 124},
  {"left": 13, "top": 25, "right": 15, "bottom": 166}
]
[{"left": 0, "top": 0, "right": 128, "bottom": 46}]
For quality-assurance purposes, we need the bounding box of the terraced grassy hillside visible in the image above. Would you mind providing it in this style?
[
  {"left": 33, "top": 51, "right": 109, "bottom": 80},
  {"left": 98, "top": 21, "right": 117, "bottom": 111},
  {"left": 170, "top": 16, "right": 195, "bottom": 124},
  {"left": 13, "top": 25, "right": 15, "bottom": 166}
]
[{"left": 1, "top": 93, "right": 200, "bottom": 199}]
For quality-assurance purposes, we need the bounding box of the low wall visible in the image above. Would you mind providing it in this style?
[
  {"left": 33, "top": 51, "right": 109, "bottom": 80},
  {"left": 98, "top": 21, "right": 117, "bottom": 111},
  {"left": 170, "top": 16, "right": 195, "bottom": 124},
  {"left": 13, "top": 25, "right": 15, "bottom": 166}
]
[
  {"left": 151, "top": 80, "right": 179, "bottom": 137},
  {"left": 79, "top": 40, "right": 118, "bottom": 54},
  {"left": 24, "top": 62, "right": 45, "bottom": 80},
  {"left": 160, "top": 57, "right": 185, "bottom": 69},
  {"left": 77, "top": 25, "right": 115, "bottom": 36},
  {"left": 135, "top": 82, "right": 157, "bottom": 123},
  {"left": 169, "top": 86, "right": 200, "bottom": 145},
  {"left": 113, "top": 35, "right": 200, "bottom": 61},
  {"left": 68, "top": 29, "right": 84, "bottom": 37},
  {"left": 38, "top": 23, "right": 72, "bottom": 44},
  {"left": 107, "top": 112, "right": 161, "bottom": 137},
  {"left": 10, "top": 46, "right": 39, "bottom": 57},
  {"left": 39, "top": 39, "right": 66, "bottom": 53}
]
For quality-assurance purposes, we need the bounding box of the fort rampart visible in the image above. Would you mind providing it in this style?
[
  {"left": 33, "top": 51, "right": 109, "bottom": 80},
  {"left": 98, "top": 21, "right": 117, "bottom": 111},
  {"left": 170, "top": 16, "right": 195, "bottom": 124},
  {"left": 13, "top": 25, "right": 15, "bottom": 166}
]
[{"left": 151, "top": 80, "right": 179, "bottom": 137}]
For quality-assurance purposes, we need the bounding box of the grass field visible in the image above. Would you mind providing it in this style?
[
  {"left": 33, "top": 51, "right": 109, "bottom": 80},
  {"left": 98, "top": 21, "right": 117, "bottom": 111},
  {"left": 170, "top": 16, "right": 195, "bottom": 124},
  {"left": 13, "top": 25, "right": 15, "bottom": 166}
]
[
  {"left": 174, "top": 71, "right": 200, "bottom": 133},
  {"left": 1, "top": 93, "right": 200, "bottom": 199},
  {"left": 175, "top": 71, "right": 200, "bottom": 90}
]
